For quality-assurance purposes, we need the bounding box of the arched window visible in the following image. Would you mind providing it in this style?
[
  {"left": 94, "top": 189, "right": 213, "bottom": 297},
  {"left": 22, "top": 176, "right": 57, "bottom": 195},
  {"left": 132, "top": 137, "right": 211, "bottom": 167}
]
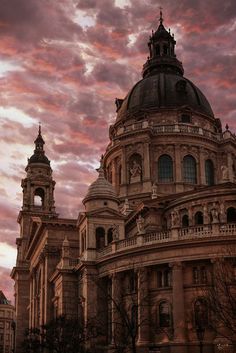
[
  {"left": 158, "top": 155, "right": 173, "bottom": 182},
  {"left": 227, "top": 207, "right": 236, "bottom": 223},
  {"left": 194, "top": 298, "right": 209, "bottom": 328},
  {"left": 195, "top": 211, "right": 203, "bottom": 225},
  {"left": 107, "top": 228, "right": 113, "bottom": 244},
  {"left": 156, "top": 44, "right": 160, "bottom": 56},
  {"left": 34, "top": 188, "right": 45, "bottom": 207},
  {"left": 182, "top": 214, "right": 189, "bottom": 227},
  {"left": 163, "top": 45, "right": 168, "bottom": 55},
  {"left": 205, "top": 159, "right": 214, "bottom": 186},
  {"left": 181, "top": 114, "right": 191, "bottom": 123},
  {"left": 163, "top": 269, "right": 171, "bottom": 287},
  {"left": 159, "top": 301, "right": 171, "bottom": 328},
  {"left": 183, "top": 155, "right": 197, "bottom": 184},
  {"left": 81, "top": 231, "right": 86, "bottom": 253},
  {"left": 96, "top": 227, "right": 105, "bottom": 249}
]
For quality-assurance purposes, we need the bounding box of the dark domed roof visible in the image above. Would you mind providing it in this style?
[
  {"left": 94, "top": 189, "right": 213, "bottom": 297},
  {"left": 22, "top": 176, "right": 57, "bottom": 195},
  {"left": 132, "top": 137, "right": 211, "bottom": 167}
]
[
  {"left": 116, "top": 72, "right": 214, "bottom": 121},
  {"left": 83, "top": 162, "right": 118, "bottom": 204},
  {"left": 28, "top": 153, "right": 50, "bottom": 165},
  {"left": 115, "top": 12, "right": 214, "bottom": 122}
]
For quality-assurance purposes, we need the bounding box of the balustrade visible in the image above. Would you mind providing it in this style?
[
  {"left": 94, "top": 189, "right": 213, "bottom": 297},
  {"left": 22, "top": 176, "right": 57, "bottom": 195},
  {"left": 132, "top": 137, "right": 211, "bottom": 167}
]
[{"left": 96, "top": 223, "right": 236, "bottom": 259}]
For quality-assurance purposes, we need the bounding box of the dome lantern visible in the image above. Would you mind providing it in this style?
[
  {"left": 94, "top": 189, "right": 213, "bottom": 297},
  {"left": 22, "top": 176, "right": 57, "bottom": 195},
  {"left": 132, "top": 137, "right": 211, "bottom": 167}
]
[{"left": 143, "top": 10, "right": 184, "bottom": 78}]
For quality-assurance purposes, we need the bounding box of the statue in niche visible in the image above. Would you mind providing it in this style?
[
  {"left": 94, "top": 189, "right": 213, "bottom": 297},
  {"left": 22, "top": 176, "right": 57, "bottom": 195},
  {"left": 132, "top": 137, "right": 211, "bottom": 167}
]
[
  {"left": 151, "top": 183, "right": 158, "bottom": 199},
  {"left": 130, "top": 159, "right": 142, "bottom": 183},
  {"left": 219, "top": 202, "right": 226, "bottom": 223},
  {"left": 170, "top": 210, "right": 179, "bottom": 228},
  {"left": 221, "top": 165, "right": 229, "bottom": 181},
  {"left": 211, "top": 206, "right": 219, "bottom": 224},
  {"left": 112, "top": 224, "right": 119, "bottom": 241},
  {"left": 136, "top": 215, "right": 145, "bottom": 234}
]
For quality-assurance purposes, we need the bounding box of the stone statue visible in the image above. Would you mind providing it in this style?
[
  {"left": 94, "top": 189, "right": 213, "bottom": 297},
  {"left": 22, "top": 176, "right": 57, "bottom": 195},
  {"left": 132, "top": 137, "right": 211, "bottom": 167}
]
[
  {"left": 219, "top": 202, "right": 226, "bottom": 223},
  {"left": 151, "top": 183, "right": 158, "bottom": 199},
  {"left": 112, "top": 224, "right": 119, "bottom": 241},
  {"left": 136, "top": 215, "right": 145, "bottom": 234},
  {"left": 130, "top": 160, "right": 142, "bottom": 183},
  {"left": 221, "top": 165, "right": 229, "bottom": 181},
  {"left": 122, "top": 198, "right": 130, "bottom": 214},
  {"left": 211, "top": 207, "right": 219, "bottom": 223},
  {"left": 170, "top": 210, "right": 179, "bottom": 228},
  {"left": 203, "top": 204, "right": 209, "bottom": 224}
]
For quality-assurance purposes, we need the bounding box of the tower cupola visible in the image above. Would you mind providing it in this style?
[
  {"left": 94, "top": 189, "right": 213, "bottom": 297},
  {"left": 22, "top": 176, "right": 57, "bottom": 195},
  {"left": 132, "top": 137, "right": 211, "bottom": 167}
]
[
  {"left": 21, "top": 126, "right": 56, "bottom": 213},
  {"left": 28, "top": 125, "right": 50, "bottom": 166}
]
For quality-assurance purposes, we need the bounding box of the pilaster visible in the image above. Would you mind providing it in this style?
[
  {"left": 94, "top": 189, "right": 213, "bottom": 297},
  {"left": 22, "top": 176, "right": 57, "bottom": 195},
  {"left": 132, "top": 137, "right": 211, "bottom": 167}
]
[
  {"left": 137, "top": 267, "right": 149, "bottom": 345},
  {"left": 171, "top": 262, "right": 187, "bottom": 353}
]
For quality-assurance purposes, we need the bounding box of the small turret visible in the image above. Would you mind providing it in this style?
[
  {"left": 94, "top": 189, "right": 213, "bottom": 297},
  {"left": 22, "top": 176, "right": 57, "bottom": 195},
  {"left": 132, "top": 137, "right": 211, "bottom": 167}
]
[{"left": 83, "top": 156, "right": 119, "bottom": 212}]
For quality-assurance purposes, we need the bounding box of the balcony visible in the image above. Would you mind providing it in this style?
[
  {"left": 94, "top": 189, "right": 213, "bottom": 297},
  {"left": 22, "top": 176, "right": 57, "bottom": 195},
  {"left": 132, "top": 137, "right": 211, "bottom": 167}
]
[
  {"left": 96, "top": 223, "right": 236, "bottom": 259},
  {"left": 113, "top": 121, "right": 220, "bottom": 141}
]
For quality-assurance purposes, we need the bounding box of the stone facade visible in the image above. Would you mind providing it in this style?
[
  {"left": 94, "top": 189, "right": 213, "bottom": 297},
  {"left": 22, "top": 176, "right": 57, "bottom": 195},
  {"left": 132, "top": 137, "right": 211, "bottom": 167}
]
[
  {"left": 0, "top": 291, "right": 15, "bottom": 353},
  {"left": 12, "top": 13, "right": 236, "bottom": 353}
]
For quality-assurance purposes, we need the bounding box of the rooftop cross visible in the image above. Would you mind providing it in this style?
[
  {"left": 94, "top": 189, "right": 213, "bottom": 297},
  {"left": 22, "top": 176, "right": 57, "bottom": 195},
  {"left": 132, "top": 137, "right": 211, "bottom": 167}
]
[{"left": 159, "top": 7, "right": 163, "bottom": 25}]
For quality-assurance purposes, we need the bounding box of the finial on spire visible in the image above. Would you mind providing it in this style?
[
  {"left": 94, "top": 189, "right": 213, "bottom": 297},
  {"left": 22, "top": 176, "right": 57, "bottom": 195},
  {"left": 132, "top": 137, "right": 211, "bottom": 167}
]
[
  {"left": 159, "top": 7, "right": 163, "bottom": 25},
  {"left": 38, "top": 122, "right": 41, "bottom": 136}
]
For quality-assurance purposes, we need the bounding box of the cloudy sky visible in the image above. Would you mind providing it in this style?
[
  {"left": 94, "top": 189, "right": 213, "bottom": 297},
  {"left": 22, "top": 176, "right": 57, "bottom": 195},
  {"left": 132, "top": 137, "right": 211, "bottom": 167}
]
[{"left": 0, "top": 0, "right": 236, "bottom": 301}]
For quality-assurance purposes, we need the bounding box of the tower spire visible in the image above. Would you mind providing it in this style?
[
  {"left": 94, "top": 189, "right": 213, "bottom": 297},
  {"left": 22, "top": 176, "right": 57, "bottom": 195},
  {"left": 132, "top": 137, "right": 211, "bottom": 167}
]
[
  {"left": 159, "top": 7, "right": 163, "bottom": 25},
  {"left": 38, "top": 122, "right": 41, "bottom": 136}
]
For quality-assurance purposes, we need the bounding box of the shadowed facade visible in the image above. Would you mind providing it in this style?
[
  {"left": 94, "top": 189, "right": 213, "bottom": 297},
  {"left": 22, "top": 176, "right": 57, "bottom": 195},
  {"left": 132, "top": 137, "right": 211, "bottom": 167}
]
[{"left": 12, "top": 12, "right": 236, "bottom": 353}]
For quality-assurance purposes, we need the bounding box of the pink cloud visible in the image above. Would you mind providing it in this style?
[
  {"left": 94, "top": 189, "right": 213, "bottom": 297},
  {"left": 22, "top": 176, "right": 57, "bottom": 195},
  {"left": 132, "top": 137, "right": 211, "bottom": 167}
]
[{"left": 0, "top": 0, "right": 235, "bottom": 301}]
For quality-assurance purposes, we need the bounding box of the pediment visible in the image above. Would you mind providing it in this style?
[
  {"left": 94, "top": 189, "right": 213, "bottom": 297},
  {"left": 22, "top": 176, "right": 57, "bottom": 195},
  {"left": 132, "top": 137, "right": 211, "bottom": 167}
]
[{"left": 86, "top": 207, "right": 124, "bottom": 219}]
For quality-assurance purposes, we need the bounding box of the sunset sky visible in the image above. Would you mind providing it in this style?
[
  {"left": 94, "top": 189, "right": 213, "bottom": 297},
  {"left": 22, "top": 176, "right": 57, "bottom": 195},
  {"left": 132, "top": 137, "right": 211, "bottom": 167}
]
[{"left": 0, "top": 0, "right": 236, "bottom": 302}]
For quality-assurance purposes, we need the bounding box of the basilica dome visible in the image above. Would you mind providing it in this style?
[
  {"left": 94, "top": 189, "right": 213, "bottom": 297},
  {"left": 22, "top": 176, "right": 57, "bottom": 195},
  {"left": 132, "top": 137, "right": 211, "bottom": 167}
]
[
  {"left": 116, "top": 72, "right": 214, "bottom": 121},
  {"left": 115, "top": 14, "right": 214, "bottom": 122}
]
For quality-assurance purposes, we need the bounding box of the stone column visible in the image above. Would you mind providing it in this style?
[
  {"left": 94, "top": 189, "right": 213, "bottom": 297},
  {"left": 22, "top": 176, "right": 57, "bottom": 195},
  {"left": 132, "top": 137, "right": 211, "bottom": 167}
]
[
  {"left": 111, "top": 159, "right": 116, "bottom": 187},
  {"left": 83, "top": 267, "right": 98, "bottom": 324},
  {"left": 137, "top": 267, "right": 149, "bottom": 345},
  {"left": 171, "top": 262, "right": 187, "bottom": 353},
  {"left": 227, "top": 152, "right": 234, "bottom": 182},
  {"left": 199, "top": 148, "right": 206, "bottom": 185},
  {"left": 175, "top": 145, "right": 182, "bottom": 193},
  {"left": 111, "top": 272, "right": 122, "bottom": 345},
  {"left": 143, "top": 143, "right": 150, "bottom": 180}
]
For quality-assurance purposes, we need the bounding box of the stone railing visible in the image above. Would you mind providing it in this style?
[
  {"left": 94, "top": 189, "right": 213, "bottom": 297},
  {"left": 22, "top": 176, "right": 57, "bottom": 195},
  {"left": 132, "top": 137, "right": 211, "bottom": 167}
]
[
  {"left": 114, "top": 122, "right": 220, "bottom": 141},
  {"left": 178, "top": 224, "right": 212, "bottom": 238},
  {"left": 219, "top": 223, "right": 236, "bottom": 235},
  {"left": 96, "top": 223, "right": 236, "bottom": 259}
]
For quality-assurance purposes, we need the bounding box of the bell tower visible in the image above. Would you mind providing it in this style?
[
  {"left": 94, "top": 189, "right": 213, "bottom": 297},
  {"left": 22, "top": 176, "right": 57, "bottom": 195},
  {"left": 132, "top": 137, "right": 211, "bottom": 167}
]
[
  {"left": 16, "top": 125, "right": 57, "bottom": 264},
  {"left": 21, "top": 125, "right": 56, "bottom": 214},
  {"left": 12, "top": 126, "right": 57, "bottom": 352}
]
